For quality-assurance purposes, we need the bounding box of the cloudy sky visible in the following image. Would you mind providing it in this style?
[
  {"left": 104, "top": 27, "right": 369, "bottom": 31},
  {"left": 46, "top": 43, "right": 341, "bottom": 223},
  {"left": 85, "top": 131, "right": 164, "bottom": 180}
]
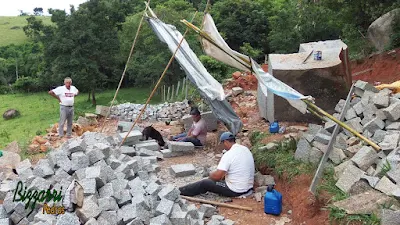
[{"left": 0, "top": 0, "right": 88, "bottom": 16}]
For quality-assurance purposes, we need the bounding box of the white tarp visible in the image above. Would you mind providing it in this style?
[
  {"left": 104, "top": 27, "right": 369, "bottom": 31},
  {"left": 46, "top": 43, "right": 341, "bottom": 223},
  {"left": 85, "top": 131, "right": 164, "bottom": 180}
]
[
  {"left": 201, "top": 13, "right": 311, "bottom": 114},
  {"left": 145, "top": 7, "right": 225, "bottom": 101},
  {"left": 145, "top": 6, "right": 243, "bottom": 134}
]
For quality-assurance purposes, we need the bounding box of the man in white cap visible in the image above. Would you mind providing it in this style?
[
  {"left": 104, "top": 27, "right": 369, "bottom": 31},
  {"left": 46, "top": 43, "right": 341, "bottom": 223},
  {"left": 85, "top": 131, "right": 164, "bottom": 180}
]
[
  {"left": 179, "top": 132, "right": 255, "bottom": 197},
  {"left": 48, "top": 77, "right": 79, "bottom": 139}
]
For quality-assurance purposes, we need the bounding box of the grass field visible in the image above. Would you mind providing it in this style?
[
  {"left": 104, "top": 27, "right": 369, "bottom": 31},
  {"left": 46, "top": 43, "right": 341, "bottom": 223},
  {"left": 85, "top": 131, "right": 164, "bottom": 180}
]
[
  {"left": 0, "top": 16, "right": 52, "bottom": 46},
  {"left": 0, "top": 87, "right": 161, "bottom": 148}
]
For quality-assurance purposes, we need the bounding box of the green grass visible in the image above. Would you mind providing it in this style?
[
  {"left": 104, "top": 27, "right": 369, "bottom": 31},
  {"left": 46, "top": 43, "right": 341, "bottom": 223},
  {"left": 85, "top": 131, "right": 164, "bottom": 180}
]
[
  {"left": 0, "top": 16, "right": 52, "bottom": 46},
  {"left": 0, "top": 87, "right": 161, "bottom": 149}
]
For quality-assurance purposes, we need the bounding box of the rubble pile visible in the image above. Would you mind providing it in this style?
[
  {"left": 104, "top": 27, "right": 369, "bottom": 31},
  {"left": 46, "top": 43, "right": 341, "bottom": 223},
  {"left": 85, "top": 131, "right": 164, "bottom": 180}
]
[
  {"left": 294, "top": 80, "right": 400, "bottom": 217},
  {"left": 0, "top": 132, "right": 235, "bottom": 225},
  {"left": 109, "top": 102, "right": 191, "bottom": 122}
]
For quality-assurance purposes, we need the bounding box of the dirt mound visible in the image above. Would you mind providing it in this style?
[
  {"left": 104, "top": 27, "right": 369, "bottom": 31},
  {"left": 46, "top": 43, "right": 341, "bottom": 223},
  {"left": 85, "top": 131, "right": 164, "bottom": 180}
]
[
  {"left": 225, "top": 72, "right": 258, "bottom": 91},
  {"left": 351, "top": 48, "right": 400, "bottom": 84}
]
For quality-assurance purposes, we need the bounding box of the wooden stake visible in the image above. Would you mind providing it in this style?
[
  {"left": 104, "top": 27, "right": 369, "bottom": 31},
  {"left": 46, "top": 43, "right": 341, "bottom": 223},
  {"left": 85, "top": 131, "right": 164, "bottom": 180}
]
[
  {"left": 176, "top": 81, "right": 180, "bottom": 97},
  {"left": 171, "top": 85, "right": 174, "bottom": 101},
  {"left": 181, "top": 196, "right": 253, "bottom": 211},
  {"left": 167, "top": 86, "right": 170, "bottom": 102}
]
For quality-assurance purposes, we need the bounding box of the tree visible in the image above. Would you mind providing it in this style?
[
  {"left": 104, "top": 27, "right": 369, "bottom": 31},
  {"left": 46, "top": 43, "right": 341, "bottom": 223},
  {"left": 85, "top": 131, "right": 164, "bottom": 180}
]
[
  {"left": 33, "top": 7, "right": 44, "bottom": 16},
  {"left": 19, "top": 10, "right": 28, "bottom": 16}
]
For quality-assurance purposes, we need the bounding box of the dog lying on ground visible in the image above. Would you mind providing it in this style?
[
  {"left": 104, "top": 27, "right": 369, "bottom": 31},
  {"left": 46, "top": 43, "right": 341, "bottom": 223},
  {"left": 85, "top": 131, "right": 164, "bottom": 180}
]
[{"left": 141, "top": 125, "right": 165, "bottom": 147}]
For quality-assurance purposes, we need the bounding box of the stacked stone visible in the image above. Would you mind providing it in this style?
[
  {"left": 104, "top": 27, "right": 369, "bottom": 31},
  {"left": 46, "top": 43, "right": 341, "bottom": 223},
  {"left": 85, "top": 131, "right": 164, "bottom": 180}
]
[
  {"left": 0, "top": 132, "right": 234, "bottom": 225},
  {"left": 294, "top": 80, "right": 400, "bottom": 218},
  {"left": 110, "top": 102, "right": 190, "bottom": 122}
]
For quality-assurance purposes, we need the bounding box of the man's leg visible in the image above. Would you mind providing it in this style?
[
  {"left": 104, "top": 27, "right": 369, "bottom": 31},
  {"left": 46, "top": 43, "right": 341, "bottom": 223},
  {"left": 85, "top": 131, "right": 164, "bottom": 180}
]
[
  {"left": 182, "top": 137, "right": 203, "bottom": 146},
  {"left": 58, "top": 106, "right": 67, "bottom": 137},
  {"left": 172, "top": 133, "right": 187, "bottom": 141},
  {"left": 66, "top": 107, "right": 74, "bottom": 137},
  {"left": 179, "top": 179, "right": 241, "bottom": 197}
]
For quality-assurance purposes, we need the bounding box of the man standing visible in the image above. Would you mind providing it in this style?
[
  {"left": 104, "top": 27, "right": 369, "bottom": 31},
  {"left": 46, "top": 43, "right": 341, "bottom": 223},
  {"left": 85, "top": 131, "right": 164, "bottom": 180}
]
[
  {"left": 169, "top": 108, "right": 207, "bottom": 146},
  {"left": 48, "top": 77, "right": 79, "bottom": 139},
  {"left": 179, "top": 132, "right": 255, "bottom": 197}
]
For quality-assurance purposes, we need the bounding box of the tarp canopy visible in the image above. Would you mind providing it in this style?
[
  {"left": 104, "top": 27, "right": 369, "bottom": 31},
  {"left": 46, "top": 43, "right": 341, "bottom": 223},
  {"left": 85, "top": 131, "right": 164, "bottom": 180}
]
[
  {"left": 199, "top": 13, "right": 312, "bottom": 114},
  {"left": 144, "top": 7, "right": 243, "bottom": 134}
]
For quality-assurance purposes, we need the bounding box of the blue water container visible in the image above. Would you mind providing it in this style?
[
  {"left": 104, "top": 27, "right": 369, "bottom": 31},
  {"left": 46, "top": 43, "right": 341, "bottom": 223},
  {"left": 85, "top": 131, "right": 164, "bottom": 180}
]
[
  {"left": 269, "top": 121, "right": 279, "bottom": 134},
  {"left": 264, "top": 185, "right": 282, "bottom": 216}
]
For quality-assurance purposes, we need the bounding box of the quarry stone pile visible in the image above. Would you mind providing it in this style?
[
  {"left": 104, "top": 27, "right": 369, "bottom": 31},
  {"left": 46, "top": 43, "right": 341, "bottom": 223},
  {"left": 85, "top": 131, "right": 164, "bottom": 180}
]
[
  {"left": 294, "top": 80, "right": 400, "bottom": 216},
  {"left": 0, "top": 132, "right": 234, "bottom": 225},
  {"left": 109, "top": 102, "right": 191, "bottom": 122}
]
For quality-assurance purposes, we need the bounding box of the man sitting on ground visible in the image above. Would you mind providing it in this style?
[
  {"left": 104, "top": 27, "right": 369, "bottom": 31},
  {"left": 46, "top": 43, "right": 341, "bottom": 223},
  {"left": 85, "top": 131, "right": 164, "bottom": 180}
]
[
  {"left": 169, "top": 108, "right": 207, "bottom": 146},
  {"left": 179, "top": 132, "right": 255, "bottom": 197}
]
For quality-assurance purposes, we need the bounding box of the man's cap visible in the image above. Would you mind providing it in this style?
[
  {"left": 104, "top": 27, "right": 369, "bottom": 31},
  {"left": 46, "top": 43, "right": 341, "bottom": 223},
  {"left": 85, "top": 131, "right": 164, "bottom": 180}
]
[
  {"left": 220, "top": 132, "right": 235, "bottom": 143},
  {"left": 190, "top": 108, "right": 201, "bottom": 116}
]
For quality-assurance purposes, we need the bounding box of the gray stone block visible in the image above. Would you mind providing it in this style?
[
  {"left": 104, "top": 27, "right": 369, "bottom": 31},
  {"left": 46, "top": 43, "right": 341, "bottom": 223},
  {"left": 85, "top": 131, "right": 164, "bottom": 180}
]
[
  {"left": 376, "top": 109, "right": 387, "bottom": 120},
  {"left": 150, "top": 214, "right": 172, "bottom": 225},
  {"left": 118, "top": 130, "right": 142, "bottom": 146},
  {"left": 345, "top": 107, "right": 357, "bottom": 120},
  {"left": 74, "top": 168, "right": 87, "bottom": 181},
  {"left": 145, "top": 181, "right": 162, "bottom": 196},
  {"left": 383, "top": 102, "right": 400, "bottom": 121},
  {"left": 94, "top": 143, "right": 111, "bottom": 158},
  {"left": 345, "top": 117, "right": 363, "bottom": 135},
  {"left": 352, "top": 101, "right": 364, "bottom": 116},
  {"left": 115, "top": 189, "right": 131, "bottom": 206},
  {"left": 111, "top": 179, "right": 129, "bottom": 195},
  {"left": 351, "top": 146, "right": 379, "bottom": 171},
  {"left": 117, "top": 204, "right": 137, "bottom": 224},
  {"left": 49, "top": 150, "right": 72, "bottom": 174},
  {"left": 86, "top": 166, "right": 107, "bottom": 188},
  {"left": 79, "top": 178, "right": 97, "bottom": 196},
  {"left": 121, "top": 146, "right": 136, "bottom": 157},
  {"left": 84, "top": 218, "right": 100, "bottom": 225},
  {"left": 375, "top": 176, "right": 398, "bottom": 195},
  {"left": 354, "top": 80, "right": 378, "bottom": 93},
  {"left": 387, "top": 164, "right": 400, "bottom": 184},
  {"left": 76, "top": 196, "right": 102, "bottom": 224},
  {"left": 199, "top": 204, "right": 217, "bottom": 218},
  {"left": 55, "top": 212, "right": 80, "bottom": 225},
  {"left": 335, "top": 164, "right": 365, "bottom": 193},
  {"left": 155, "top": 198, "right": 174, "bottom": 216},
  {"left": 0, "top": 219, "right": 10, "bottom": 225},
  {"left": 158, "top": 184, "right": 180, "bottom": 201},
  {"left": 335, "top": 99, "right": 346, "bottom": 113},
  {"left": 170, "top": 164, "right": 196, "bottom": 177},
  {"left": 98, "top": 197, "right": 119, "bottom": 211},
  {"left": 363, "top": 103, "right": 378, "bottom": 118},
  {"left": 170, "top": 210, "right": 187, "bottom": 225},
  {"left": 10, "top": 211, "right": 24, "bottom": 224},
  {"left": 96, "top": 183, "right": 114, "bottom": 198},
  {"left": 363, "top": 117, "right": 385, "bottom": 134},
  {"left": 97, "top": 211, "right": 119, "bottom": 225},
  {"left": 381, "top": 209, "right": 400, "bottom": 225},
  {"left": 314, "top": 133, "right": 331, "bottom": 145},
  {"left": 28, "top": 177, "right": 51, "bottom": 191},
  {"left": 201, "top": 111, "right": 218, "bottom": 132},
  {"left": 135, "top": 142, "right": 160, "bottom": 151},
  {"left": 86, "top": 149, "right": 105, "bottom": 165},
  {"left": 386, "top": 122, "right": 400, "bottom": 130},
  {"left": 160, "top": 149, "right": 185, "bottom": 158},
  {"left": 360, "top": 174, "right": 380, "bottom": 188},
  {"left": 0, "top": 206, "right": 6, "bottom": 219},
  {"left": 17, "top": 218, "right": 29, "bottom": 225},
  {"left": 117, "top": 121, "right": 134, "bottom": 132},
  {"left": 372, "top": 130, "right": 386, "bottom": 143},
  {"left": 373, "top": 90, "right": 390, "bottom": 108},
  {"left": 68, "top": 139, "right": 87, "bottom": 155},
  {"left": 16, "top": 159, "right": 32, "bottom": 175},
  {"left": 127, "top": 218, "right": 145, "bottom": 225},
  {"left": 379, "top": 133, "right": 400, "bottom": 152},
  {"left": 168, "top": 141, "right": 195, "bottom": 152},
  {"left": 71, "top": 152, "right": 90, "bottom": 171}
]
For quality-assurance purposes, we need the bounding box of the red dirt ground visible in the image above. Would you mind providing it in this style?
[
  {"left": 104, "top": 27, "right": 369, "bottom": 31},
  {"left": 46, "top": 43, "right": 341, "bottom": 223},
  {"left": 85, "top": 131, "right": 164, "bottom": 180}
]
[{"left": 351, "top": 48, "right": 400, "bottom": 84}]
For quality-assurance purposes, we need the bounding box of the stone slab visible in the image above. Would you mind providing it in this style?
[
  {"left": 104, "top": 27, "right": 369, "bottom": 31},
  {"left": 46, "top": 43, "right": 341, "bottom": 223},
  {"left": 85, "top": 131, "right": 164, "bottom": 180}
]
[{"left": 169, "top": 164, "right": 196, "bottom": 177}]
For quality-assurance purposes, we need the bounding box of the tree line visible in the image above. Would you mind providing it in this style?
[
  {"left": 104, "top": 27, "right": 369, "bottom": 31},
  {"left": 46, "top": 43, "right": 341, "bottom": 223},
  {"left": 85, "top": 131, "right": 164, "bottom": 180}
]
[{"left": 1, "top": 0, "right": 400, "bottom": 104}]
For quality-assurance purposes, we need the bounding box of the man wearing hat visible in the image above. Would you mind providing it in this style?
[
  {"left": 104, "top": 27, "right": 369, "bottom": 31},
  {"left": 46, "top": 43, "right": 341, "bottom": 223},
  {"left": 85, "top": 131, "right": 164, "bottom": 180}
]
[
  {"left": 179, "top": 132, "right": 255, "bottom": 197},
  {"left": 169, "top": 108, "right": 207, "bottom": 146}
]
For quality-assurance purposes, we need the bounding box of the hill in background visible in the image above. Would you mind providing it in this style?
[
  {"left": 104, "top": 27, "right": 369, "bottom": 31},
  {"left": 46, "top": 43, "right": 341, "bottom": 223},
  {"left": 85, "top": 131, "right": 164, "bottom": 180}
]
[{"left": 0, "top": 16, "right": 52, "bottom": 46}]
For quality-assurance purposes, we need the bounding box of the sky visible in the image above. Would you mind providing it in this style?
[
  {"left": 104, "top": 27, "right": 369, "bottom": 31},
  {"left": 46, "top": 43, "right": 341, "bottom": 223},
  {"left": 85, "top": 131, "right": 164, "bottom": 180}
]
[{"left": 0, "top": 0, "right": 88, "bottom": 16}]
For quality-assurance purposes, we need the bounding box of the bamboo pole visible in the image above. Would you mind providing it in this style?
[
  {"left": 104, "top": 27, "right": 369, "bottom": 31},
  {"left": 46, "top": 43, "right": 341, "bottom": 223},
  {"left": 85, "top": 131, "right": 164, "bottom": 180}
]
[
  {"left": 181, "top": 196, "right": 253, "bottom": 211},
  {"left": 167, "top": 86, "right": 170, "bottom": 102},
  {"left": 182, "top": 78, "right": 186, "bottom": 95},
  {"left": 176, "top": 81, "right": 180, "bottom": 97},
  {"left": 100, "top": 0, "right": 150, "bottom": 133},
  {"left": 171, "top": 85, "right": 175, "bottom": 101},
  {"left": 303, "top": 100, "right": 381, "bottom": 150},
  {"left": 119, "top": 11, "right": 198, "bottom": 148}
]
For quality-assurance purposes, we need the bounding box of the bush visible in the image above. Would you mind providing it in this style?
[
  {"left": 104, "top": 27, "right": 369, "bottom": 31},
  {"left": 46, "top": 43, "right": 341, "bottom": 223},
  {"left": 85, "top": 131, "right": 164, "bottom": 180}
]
[
  {"left": 199, "top": 55, "right": 234, "bottom": 82},
  {"left": 389, "top": 13, "right": 400, "bottom": 49},
  {"left": 12, "top": 77, "right": 42, "bottom": 93},
  {"left": 0, "top": 85, "right": 12, "bottom": 94}
]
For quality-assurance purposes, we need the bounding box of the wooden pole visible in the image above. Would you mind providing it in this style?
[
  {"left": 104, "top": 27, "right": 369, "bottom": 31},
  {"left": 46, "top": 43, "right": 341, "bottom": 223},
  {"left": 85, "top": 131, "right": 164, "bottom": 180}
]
[
  {"left": 167, "top": 86, "right": 170, "bottom": 102},
  {"left": 118, "top": 11, "right": 198, "bottom": 148},
  {"left": 185, "top": 77, "right": 189, "bottom": 100},
  {"left": 182, "top": 78, "right": 186, "bottom": 95},
  {"left": 100, "top": 0, "right": 150, "bottom": 133},
  {"left": 181, "top": 196, "right": 253, "bottom": 211},
  {"left": 176, "top": 81, "right": 180, "bottom": 98},
  {"left": 303, "top": 100, "right": 381, "bottom": 151},
  {"left": 171, "top": 85, "right": 174, "bottom": 101}
]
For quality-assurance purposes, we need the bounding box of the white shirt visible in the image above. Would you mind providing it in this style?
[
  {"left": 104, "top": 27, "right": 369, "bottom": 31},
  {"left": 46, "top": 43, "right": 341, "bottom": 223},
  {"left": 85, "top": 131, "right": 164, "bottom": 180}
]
[
  {"left": 217, "top": 143, "right": 255, "bottom": 193},
  {"left": 52, "top": 85, "right": 78, "bottom": 106}
]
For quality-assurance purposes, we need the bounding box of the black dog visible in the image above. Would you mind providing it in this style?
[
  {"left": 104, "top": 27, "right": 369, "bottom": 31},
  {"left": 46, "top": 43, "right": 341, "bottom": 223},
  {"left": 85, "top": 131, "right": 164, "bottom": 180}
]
[{"left": 141, "top": 125, "right": 165, "bottom": 147}]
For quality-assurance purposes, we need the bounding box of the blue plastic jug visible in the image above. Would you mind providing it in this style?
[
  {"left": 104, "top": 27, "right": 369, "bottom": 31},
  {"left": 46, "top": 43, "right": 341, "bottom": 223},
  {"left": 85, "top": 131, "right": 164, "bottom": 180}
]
[
  {"left": 269, "top": 121, "right": 279, "bottom": 134},
  {"left": 264, "top": 185, "right": 282, "bottom": 216}
]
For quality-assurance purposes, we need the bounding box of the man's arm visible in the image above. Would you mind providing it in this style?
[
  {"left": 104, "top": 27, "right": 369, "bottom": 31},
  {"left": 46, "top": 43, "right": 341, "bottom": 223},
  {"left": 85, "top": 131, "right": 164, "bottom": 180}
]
[
  {"left": 209, "top": 170, "right": 226, "bottom": 181},
  {"left": 48, "top": 90, "right": 61, "bottom": 103}
]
